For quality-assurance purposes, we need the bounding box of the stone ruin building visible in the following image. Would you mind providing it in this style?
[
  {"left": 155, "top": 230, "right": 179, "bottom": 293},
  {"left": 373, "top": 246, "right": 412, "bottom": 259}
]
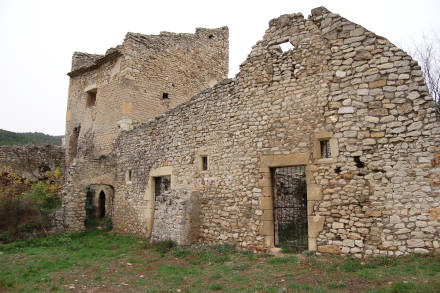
[{"left": 62, "top": 7, "right": 440, "bottom": 257}]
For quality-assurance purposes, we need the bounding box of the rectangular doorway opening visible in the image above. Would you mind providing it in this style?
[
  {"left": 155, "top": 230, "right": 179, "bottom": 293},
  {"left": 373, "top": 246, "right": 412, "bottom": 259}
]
[
  {"left": 272, "top": 165, "right": 308, "bottom": 251},
  {"left": 154, "top": 175, "right": 171, "bottom": 202}
]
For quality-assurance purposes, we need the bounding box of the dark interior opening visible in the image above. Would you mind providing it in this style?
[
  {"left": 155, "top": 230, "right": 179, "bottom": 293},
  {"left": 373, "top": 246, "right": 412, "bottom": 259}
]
[
  {"left": 208, "top": 34, "right": 214, "bottom": 39},
  {"left": 354, "top": 156, "right": 365, "bottom": 168},
  {"left": 162, "top": 93, "right": 169, "bottom": 99},
  {"left": 202, "top": 156, "right": 208, "bottom": 171},
  {"left": 86, "top": 89, "right": 97, "bottom": 107},
  {"left": 320, "top": 140, "right": 330, "bottom": 158},
  {"left": 99, "top": 191, "right": 106, "bottom": 218}
]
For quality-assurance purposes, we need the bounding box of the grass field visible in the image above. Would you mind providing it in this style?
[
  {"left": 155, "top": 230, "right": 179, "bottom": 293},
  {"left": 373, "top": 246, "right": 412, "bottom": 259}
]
[{"left": 1, "top": 231, "right": 439, "bottom": 292}]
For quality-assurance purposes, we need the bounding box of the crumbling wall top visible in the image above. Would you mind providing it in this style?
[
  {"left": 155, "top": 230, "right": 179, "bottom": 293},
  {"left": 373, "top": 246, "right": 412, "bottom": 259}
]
[
  {"left": 68, "top": 46, "right": 122, "bottom": 77},
  {"left": 124, "top": 26, "right": 228, "bottom": 48}
]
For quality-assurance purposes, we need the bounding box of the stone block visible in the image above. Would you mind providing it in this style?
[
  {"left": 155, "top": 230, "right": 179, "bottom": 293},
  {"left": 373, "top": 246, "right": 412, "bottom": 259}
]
[
  {"left": 407, "top": 239, "right": 425, "bottom": 248},
  {"left": 308, "top": 237, "right": 317, "bottom": 251},
  {"left": 308, "top": 215, "right": 325, "bottom": 238},
  {"left": 369, "top": 79, "right": 387, "bottom": 89},
  {"left": 332, "top": 222, "right": 344, "bottom": 229},
  {"left": 428, "top": 208, "right": 440, "bottom": 221},
  {"left": 318, "top": 245, "right": 341, "bottom": 254},
  {"left": 343, "top": 239, "right": 355, "bottom": 247},
  {"left": 338, "top": 106, "right": 355, "bottom": 114},
  {"left": 414, "top": 248, "right": 429, "bottom": 254},
  {"left": 307, "top": 184, "right": 322, "bottom": 200},
  {"left": 258, "top": 173, "right": 272, "bottom": 187},
  {"left": 365, "top": 210, "right": 382, "bottom": 217},
  {"left": 265, "top": 236, "right": 274, "bottom": 247},
  {"left": 259, "top": 197, "right": 273, "bottom": 210},
  {"left": 262, "top": 209, "right": 273, "bottom": 221},
  {"left": 263, "top": 220, "right": 274, "bottom": 236}
]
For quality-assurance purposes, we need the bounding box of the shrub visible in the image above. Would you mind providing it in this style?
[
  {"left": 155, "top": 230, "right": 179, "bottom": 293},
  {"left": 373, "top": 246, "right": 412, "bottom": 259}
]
[
  {"left": 209, "top": 283, "right": 223, "bottom": 291},
  {"left": 0, "top": 165, "right": 62, "bottom": 242}
]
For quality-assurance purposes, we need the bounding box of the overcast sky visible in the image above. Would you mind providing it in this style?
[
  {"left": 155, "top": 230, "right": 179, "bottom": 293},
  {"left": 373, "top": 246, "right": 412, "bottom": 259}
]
[{"left": 1, "top": 0, "right": 439, "bottom": 135}]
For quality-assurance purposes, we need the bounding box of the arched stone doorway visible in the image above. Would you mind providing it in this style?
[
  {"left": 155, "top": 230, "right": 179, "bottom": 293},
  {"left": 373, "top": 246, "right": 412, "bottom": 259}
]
[{"left": 84, "top": 184, "right": 114, "bottom": 228}]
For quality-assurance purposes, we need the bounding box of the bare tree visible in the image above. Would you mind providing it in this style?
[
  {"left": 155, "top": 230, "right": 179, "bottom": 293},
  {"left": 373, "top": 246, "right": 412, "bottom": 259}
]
[{"left": 409, "top": 33, "right": 440, "bottom": 105}]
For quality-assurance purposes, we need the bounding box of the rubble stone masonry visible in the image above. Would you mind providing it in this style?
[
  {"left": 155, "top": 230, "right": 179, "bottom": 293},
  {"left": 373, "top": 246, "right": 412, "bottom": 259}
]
[
  {"left": 63, "top": 7, "right": 440, "bottom": 257},
  {"left": 0, "top": 145, "right": 64, "bottom": 180}
]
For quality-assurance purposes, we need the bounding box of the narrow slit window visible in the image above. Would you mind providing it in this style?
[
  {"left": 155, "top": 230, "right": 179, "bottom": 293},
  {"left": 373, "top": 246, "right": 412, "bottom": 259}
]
[
  {"left": 320, "top": 140, "right": 331, "bottom": 158},
  {"left": 202, "top": 156, "right": 208, "bottom": 171},
  {"left": 279, "top": 41, "right": 295, "bottom": 52},
  {"left": 162, "top": 93, "right": 169, "bottom": 99},
  {"left": 126, "top": 169, "right": 132, "bottom": 184},
  {"left": 86, "top": 89, "right": 97, "bottom": 107}
]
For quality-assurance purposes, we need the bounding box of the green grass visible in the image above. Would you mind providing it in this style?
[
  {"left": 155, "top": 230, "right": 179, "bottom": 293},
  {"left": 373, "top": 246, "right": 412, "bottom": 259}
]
[{"left": 1, "top": 231, "right": 440, "bottom": 292}]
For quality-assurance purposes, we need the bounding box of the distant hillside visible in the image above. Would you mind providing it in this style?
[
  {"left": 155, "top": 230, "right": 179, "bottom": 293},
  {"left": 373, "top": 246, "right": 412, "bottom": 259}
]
[{"left": 0, "top": 129, "right": 62, "bottom": 146}]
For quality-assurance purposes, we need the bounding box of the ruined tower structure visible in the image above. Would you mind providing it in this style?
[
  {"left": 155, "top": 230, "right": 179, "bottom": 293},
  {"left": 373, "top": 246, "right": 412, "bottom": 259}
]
[
  {"left": 65, "top": 27, "right": 229, "bottom": 162},
  {"left": 63, "top": 7, "right": 440, "bottom": 257}
]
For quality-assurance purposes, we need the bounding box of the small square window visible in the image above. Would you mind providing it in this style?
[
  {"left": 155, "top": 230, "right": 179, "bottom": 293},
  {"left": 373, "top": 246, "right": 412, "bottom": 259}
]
[
  {"left": 320, "top": 140, "right": 331, "bottom": 158},
  {"left": 86, "top": 89, "right": 97, "bottom": 107},
  {"left": 162, "top": 93, "right": 169, "bottom": 99}
]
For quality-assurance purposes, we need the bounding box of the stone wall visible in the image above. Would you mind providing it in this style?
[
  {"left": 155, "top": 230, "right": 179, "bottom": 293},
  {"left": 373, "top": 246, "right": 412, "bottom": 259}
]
[
  {"left": 65, "top": 27, "right": 228, "bottom": 163},
  {"left": 0, "top": 145, "right": 64, "bottom": 180},
  {"left": 151, "top": 189, "right": 200, "bottom": 245},
  {"left": 64, "top": 7, "right": 440, "bottom": 257}
]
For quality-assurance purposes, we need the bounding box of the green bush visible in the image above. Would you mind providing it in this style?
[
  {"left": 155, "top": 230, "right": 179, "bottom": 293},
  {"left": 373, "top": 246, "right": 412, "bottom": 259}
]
[
  {"left": 0, "top": 165, "right": 62, "bottom": 243},
  {"left": 209, "top": 283, "right": 223, "bottom": 291},
  {"left": 24, "top": 182, "right": 60, "bottom": 220}
]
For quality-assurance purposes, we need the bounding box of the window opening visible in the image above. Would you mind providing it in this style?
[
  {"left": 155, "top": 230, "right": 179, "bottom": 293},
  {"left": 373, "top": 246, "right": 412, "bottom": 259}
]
[
  {"left": 320, "top": 140, "right": 331, "bottom": 158},
  {"left": 279, "top": 41, "right": 295, "bottom": 52},
  {"left": 162, "top": 93, "right": 169, "bottom": 99},
  {"left": 208, "top": 34, "right": 214, "bottom": 39},
  {"left": 126, "top": 169, "right": 132, "bottom": 183},
  {"left": 86, "top": 89, "right": 97, "bottom": 107},
  {"left": 154, "top": 175, "right": 171, "bottom": 201},
  {"left": 202, "top": 156, "right": 208, "bottom": 171}
]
